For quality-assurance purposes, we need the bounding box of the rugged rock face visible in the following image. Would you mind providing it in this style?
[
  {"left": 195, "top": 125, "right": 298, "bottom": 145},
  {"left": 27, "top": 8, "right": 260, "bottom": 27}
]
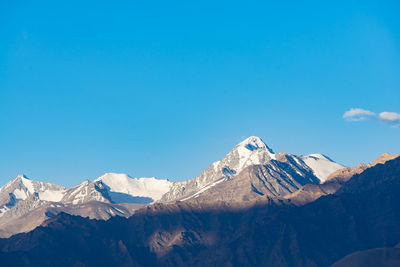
[
  {"left": 0, "top": 174, "right": 165, "bottom": 238},
  {"left": 60, "top": 180, "right": 111, "bottom": 204},
  {"left": 187, "top": 158, "right": 317, "bottom": 203},
  {"left": 325, "top": 164, "right": 369, "bottom": 184},
  {"left": 0, "top": 155, "right": 398, "bottom": 267},
  {"left": 161, "top": 136, "right": 342, "bottom": 202},
  {"left": 326, "top": 152, "right": 400, "bottom": 184},
  {"left": 0, "top": 136, "right": 344, "bottom": 238},
  {"left": 372, "top": 152, "right": 400, "bottom": 166},
  {"left": 0, "top": 174, "right": 66, "bottom": 215},
  {"left": 285, "top": 153, "right": 400, "bottom": 206}
]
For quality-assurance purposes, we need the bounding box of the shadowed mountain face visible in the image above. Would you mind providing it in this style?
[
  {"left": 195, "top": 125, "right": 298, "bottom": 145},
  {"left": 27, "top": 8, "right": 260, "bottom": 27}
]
[{"left": 0, "top": 157, "right": 399, "bottom": 267}]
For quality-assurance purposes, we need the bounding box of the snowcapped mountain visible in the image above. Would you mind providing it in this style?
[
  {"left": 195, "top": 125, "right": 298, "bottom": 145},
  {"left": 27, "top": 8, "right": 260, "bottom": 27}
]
[
  {"left": 161, "top": 136, "right": 344, "bottom": 202},
  {"left": 0, "top": 173, "right": 171, "bottom": 237},
  {"left": 94, "top": 173, "right": 172, "bottom": 203},
  {"left": 0, "top": 135, "right": 344, "bottom": 237},
  {"left": 60, "top": 180, "right": 111, "bottom": 204},
  {"left": 285, "top": 152, "right": 400, "bottom": 206},
  {"left": 300, "top": 154, "right": 344, "bottom": 182},
  {"left": 0, "top": 172, "right": 171, "bottom": 216},
  {"left": 0, "top": 136, "right": 343, "bottom": 210},
  {"left": 0, "top": 174, "right": 66, "bottom": 217}
]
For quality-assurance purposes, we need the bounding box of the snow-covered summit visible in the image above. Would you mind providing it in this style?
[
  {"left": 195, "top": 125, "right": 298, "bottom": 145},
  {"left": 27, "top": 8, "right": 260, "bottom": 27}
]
[
  {"left": 300, "top": 154, "right": 344, "bottom": 182},
  {"left": 1, "top": 137, "right": 345, "bottom": 207},
  {"left": 237, "top": 136, "right": 274, "bottom": 154},
  {"left": 94, "top": 173, "right": 173, "bottom": 203},
  {"left": 234, "top": 136, "right": 276, "bottom": 164},
  {"left": 16, "top": 173, "right": 29, "bottom": 180},
  {"left": 0, "top": 174, "right": 66, "bottom": 217},
  {"left": 162, "top": 136, "right": 282, "bottom": 201},
  {"left": 0, "top": 174, "right": 66, "bottom": 201},
  {"left": 161, "top": 136, "right": 345, "bottom": 201}
]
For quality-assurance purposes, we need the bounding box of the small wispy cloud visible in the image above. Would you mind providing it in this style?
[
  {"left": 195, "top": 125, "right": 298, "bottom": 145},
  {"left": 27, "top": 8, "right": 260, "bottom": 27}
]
[
  {"left": 378, "top": 112, "right": 400, "bottom": 127},
  {"left": 342, "top": 108, "right": 376, "bottom": 121},
  {"left": 343, "top": 108, "right": 400, "bottom": 128}
]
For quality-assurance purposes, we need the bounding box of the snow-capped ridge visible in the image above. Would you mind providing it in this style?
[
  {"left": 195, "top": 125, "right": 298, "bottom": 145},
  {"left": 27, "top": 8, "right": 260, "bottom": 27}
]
[
  {"left": 0, "top": 174, "right": 67, "bottom": 219},
  {"left": 94, "top": 173, "right": 173, "bottom": 203},
  {"left": 161, "top": 136, "right": 345, "bottom": 201},
  {"left": 237, "top": 136, "right": 275, "bottom": 154},
  {"left": 300, "top": 154, "right": 344, "bottom": 182},
  {"left": 16, "top": 174, "right": 29, "bottom": 180},
  {"left": 307, "top": 154, "right": 336, "bottom": 161},
  {"left": 1, "top": 136, "right": 345, "bottom": 215}
]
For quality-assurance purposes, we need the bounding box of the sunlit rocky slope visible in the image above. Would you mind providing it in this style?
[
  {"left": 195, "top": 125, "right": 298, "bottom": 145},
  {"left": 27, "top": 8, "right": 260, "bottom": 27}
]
[{"left": 0, "top": 136, "right": 343, "bottom": 237}]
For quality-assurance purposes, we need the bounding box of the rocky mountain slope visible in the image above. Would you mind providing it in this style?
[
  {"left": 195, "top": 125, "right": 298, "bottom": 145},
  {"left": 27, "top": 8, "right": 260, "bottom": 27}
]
[
  {"left": 0, "top": 174, "right": 65, "bottom": 215},
  {"left": 285, "top": 152, "right": 400, "bottom": 206},
  {"left": 0, "top": 136, "right": 344, "bottom": 237},
  {"left": 0, "top": 173, "right": 171, "bottom": 237},
  {"left": 0, "top": 155, "right": 398, "bottom": 266},
  {"left": 161, "top": 136, "right": 343, "bottom": 202}
]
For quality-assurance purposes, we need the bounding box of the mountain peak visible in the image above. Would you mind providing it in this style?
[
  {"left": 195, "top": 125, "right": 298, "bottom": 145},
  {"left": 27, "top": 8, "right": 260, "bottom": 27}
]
[
  {"left": 94, "top": 173, "right": 172, "bottom": 203},
  {"left": 5, "top": 174, "right": 31, "bottom": 187},
  {"left": 96, "top": 173, "right": 131, "bottom": 181},
  {"left": 372, "top": 152, "right": 400, "bottom": 166},
  {"left": 237, "top": 136, "right": 274, "bottom": 154},
  {"left": 16, "top": 174, "right": 29, "bottom": 180}
]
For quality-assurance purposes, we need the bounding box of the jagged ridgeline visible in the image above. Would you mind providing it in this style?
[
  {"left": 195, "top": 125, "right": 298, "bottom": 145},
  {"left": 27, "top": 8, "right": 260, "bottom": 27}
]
[
  {"left": 0, "top": 136, "right": 344, "bottom": 237},
  {"left": 0, "top": 152, "right": 399, "bottom": 266}
]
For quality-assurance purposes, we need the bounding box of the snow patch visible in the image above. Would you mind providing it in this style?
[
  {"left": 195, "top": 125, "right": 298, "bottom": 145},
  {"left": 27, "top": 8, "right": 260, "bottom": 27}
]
[
  {"left": 301, "top": 154, "right": 344, "bottom": 182},
  {"left": 21, "top": 177, "right": 34, "bottom": 194},
  {"left": 12, "top": 189, "right": 28, "bottom": 200},
  {"left": 39, "top": 190, "right": 65, "bottom": 202},
  {"left": 95, "top": 173, "right": 172, "bottom": 202},
  {"left": 181, "top": 178, "right": 226, "bottom": 201}
]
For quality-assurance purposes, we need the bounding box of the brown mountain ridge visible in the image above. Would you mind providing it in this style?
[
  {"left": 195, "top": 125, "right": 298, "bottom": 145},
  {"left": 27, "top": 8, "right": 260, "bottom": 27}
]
[{"left": 0, "top": 154, "right": 399, "bottom": 266}]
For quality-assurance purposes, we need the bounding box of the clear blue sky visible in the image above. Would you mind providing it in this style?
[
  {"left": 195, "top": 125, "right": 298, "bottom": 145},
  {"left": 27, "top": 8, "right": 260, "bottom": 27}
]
[{"left": 1, "top": 0, "right": 399, "bottom": 186}]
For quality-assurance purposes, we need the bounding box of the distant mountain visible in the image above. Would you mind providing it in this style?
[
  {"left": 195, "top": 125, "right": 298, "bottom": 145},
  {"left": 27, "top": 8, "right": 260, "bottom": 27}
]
[
  {"left": 94, "top": 173, "right": 172, "bottom": 204},
  {"left": 0, "top": 173, "right": 171, "bottom": 237},
  {"left": 161, "top": 136, "right": 343, "bottom": 202},
  {"left": 0, "top": 136, "right": 343, "bottom": 237},
  {"left": 0, "top": 154, "right": 398, "bottom": 266},
  {"left": 299, "top": 153, "right": 343, "bottom": 182},
  {"left": 0, "top": 174, "right": 66, "bottom": 215},
  {"left": 285, "top": 152, "right": 400, "bottom": 206}
]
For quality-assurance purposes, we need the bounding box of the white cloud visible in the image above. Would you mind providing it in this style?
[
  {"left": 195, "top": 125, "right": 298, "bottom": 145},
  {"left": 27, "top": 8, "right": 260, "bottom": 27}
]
[
  {"left": 343, "top": 108, "right": 376, "bottom": 121},
  {"left": 343, "top": 108, "right": 400, "bottom": 128},
  {"left": 378, "top": 112, "right": 400, "bottom": 127}
]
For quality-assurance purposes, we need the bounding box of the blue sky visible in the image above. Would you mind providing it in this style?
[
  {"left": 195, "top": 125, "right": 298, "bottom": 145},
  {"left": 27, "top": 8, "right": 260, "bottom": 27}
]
[{"left": 1, "top": 0, "right": 399, "bottom": 186}]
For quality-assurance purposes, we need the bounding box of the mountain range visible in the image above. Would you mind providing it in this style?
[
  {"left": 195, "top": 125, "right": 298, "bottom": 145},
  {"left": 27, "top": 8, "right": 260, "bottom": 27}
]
[
  {"left": 0, "top": 136, "right": 344, "bottom": 237},
  {"left": 0, "top": 149, "right": 399, "bottom": 266}
]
